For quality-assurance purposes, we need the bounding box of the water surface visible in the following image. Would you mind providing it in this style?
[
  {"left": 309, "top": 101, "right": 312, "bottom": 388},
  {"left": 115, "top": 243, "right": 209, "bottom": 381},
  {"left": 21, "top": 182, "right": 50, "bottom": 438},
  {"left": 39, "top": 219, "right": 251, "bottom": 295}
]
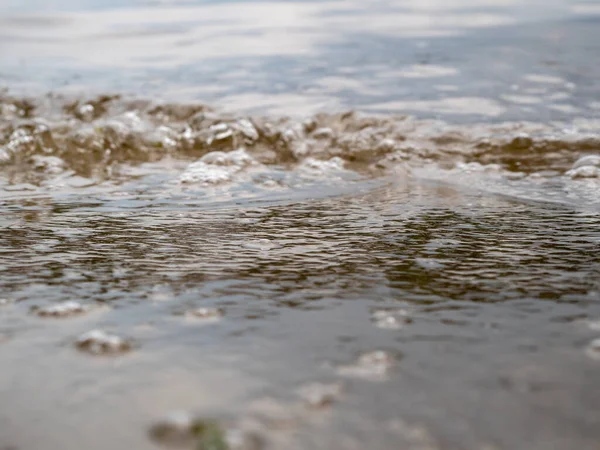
[{"left": 1, "top": 1, "right": 600, "bottom": 449}]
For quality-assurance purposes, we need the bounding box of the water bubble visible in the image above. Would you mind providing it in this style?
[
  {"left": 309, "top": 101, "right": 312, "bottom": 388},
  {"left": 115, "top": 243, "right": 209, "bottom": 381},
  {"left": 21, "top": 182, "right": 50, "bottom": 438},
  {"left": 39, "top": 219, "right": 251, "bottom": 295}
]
[
  {"left": 299, "top": 157, "right": 345, "bottom": 174},
  {"left": 311, "top": 127, "right": 334, "bottom": 139},
  {"left": 33, "top": 301, "right": 89, "bottom": 317},
  {"left": 179, "top": 149, "right": 256, "bottom": 185},
  {"left": 234, "top": 119, "right": 259, "bottom": 142},
  {"left": 585, "top": 338, "right": 600, "bottom": 360},
  {"left": 150, "top": 413, "right": 261, "bottom": 450},
  {"left": 185, "top": 307, "right": 224, "bottom": 322},
  {"left": 75, "top": 329, "right": 133, "bottom": 355},
  {"left": 0, "top": 147, "right": 11, "bottom": 164},
  {"left": 282, "top": 126, "right": 302, "bottom": 143},
  {"left": 337, "top": 350, "right": 396, "bottom": 381},
  {"left": 567, "top": 155, "right": 600, "bottom": 178},
  {"left": 200, "top": 149, "right": 254, "bottom": 167},
  {"left": 567, "top": 166, "right": 599, "bottom": 179},
  {"left": 296, "top": 382, "right": 343, "bottom": 409},
  {"left": 376, "top": 138, "right": 396, "bottom": 152},
  {"left": 77, "top": 104, "right": 95, "bottom": 122},
  {"left": 573, "top": 155, "right": 600, "bottom": 169},
  {"left": 290, "top": 140, "right": 310, "bottom": 158},
  {"left": 31, "top": 155, "right": 66, "bottom": 175},
  {"left": 207, "top": 123, "right": 234, "bottom": 146},
  {"left": 179, "top": 163, "right": 233, "bottom": 184},
  {"left": 371, "top": 309, "right": 412, "bottom": 330}
]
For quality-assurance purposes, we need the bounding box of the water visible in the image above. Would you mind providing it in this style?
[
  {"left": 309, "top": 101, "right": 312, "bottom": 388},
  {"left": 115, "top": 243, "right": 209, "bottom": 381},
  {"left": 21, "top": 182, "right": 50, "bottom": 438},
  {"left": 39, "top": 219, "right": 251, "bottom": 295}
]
[{"left": 1, "top": 1, "right": 600, "bottom": 449}]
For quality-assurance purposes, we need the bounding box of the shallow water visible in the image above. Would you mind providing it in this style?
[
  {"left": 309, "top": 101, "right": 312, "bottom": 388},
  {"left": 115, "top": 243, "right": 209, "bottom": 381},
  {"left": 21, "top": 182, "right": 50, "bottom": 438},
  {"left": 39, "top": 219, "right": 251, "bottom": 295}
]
[{"left": 1, "top": 1, "right": 600, "bottom": 450}]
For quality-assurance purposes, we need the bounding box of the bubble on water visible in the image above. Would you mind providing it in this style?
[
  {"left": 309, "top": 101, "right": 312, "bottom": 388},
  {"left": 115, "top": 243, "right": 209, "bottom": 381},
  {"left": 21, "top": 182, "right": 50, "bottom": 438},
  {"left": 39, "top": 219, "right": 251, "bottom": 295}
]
[
  {"left": 234, "top": 119, "right": 259, "bottom": 142},
  {"left": 311, "top": 127, "right": 334, "bottom": 140},
  {"left": 3, "top": 128, "right": 35, "bottom": 162},
  {"left": 180, "top": 164, "right": 232, "bottom": 184},
  {"left": 0, "top": 147, "right": 11, "bottom": 164},
  {"left": 207, "top": 123, "right": 234, "bottom": 146},
  {"left": 150, "top": 413, "right": 262, "bottom": 450},
  {"left": 337, "top": 350, "right": 396, "bottom": 381},
  {"left": 566, "top": 155, "right": 600, "bottom": 179},
  {"left": 256, "top": 178, "right": 282, "bottom": 189},
  {"left": 184, "top": 307, "right": 224, "bottom": 322},
  {"left": 179, "top": 148, "right": 256, "bottom": 185},
  {"left": 77, "top": 104, "right": 95, "bottom": 122},
  {"left": 376, "top": 138, "right": 397, "bottom": 152},
  {"left": 290, "top": 140, "right": 310, "bottom": 159},
  {"left": 31, "top": 155, "right": 66, "bottom": 175},
  {"left": 567, "top": 166, "right": 599, "bottom": 179},
  {"left": 33, "top": 300, "right": 89, "bottom": 317},
  {"left": 296, "top": 382, "right": 343, "bottom": 409},
  {"left": 75, "top": 329, "right": 133, "bottom": 355},
  {"left": 299, "top": 157, "right": 345, "bottom": 174},
  {"left": 371, "top": 309, "right": 412, "bottom": 330},
  {"left": 9, "top": 128, "right": 35, "bottom": 146},
  {"left": 200, "top": 149, "right": 254, "bottom": 167},
  {"left": 0, "top": 102, "right": 18, "bottom": 118},
  {"left": 147, "top": 125, "right": 179, "bottom": 149},
  {"left": 585, "top": 338, "right": 600, "bottom": 360},
  {"left": 111, "top": 110, "right": 146, "bottom": 133}
]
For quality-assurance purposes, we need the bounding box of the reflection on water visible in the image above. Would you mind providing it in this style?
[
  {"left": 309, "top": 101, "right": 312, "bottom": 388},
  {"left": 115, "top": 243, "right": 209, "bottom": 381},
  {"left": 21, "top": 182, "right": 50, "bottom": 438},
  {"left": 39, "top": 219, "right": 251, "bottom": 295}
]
[
  {"left": 1, "top": 0, "right": 600, "bottom": 449},
  {"left": 1, "top": 0, "right": 600, "bottom": 119}
]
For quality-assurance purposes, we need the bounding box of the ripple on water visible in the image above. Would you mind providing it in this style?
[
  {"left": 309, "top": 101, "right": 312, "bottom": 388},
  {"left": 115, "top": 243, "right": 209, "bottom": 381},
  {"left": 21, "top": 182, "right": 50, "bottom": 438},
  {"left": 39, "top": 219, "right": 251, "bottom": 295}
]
[
  {"left": 75, "top": 329, "right": 133, "bottom": 355},
  {"left": 33, "top": 301, "right": 89, "bottom": 317}
]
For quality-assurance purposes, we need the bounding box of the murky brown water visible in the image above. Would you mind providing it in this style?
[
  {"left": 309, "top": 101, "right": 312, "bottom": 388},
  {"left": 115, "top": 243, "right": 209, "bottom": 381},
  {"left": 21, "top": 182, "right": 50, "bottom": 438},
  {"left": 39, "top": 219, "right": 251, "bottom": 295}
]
[{"left": 1, "top": 1, "right": 600, "bottom": 449}]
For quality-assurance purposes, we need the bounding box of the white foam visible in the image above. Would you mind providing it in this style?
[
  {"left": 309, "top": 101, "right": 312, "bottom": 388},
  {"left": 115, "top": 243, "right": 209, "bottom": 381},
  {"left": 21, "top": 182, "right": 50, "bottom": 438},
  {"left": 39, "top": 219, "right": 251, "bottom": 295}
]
[{"left": 179, "top": 148, "right": 256, "bottom": 184}]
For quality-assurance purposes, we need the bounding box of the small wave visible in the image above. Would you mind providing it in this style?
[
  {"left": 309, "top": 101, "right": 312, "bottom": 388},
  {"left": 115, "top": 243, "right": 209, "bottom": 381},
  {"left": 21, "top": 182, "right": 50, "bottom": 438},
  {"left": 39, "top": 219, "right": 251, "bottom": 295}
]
[{"left": 1, "top": 93, "right": 599, "bottom": 195}]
